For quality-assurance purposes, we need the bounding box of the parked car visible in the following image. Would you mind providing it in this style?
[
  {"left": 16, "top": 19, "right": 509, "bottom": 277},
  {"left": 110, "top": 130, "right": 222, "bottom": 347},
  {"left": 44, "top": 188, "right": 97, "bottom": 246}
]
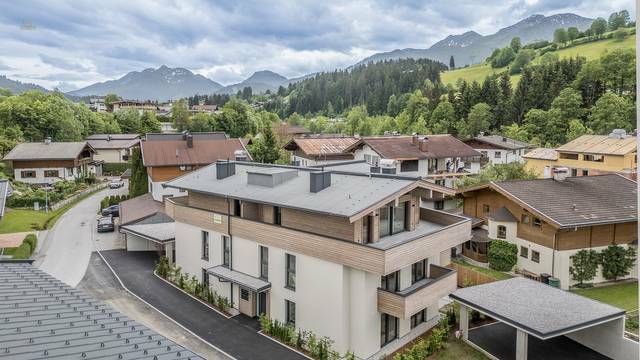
[
  {"left": 97, "top": 216, "right": 115, "bottom": 233},
  {"left": 101, "top": 205, "right": 119, "bottom": 217},
  {"left": 109, "top": 178, "right": 124, "bottom": 189}
]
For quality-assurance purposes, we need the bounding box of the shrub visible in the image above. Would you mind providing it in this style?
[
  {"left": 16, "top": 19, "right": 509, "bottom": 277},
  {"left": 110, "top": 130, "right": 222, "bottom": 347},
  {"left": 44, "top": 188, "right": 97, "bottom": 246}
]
[
  {"left": 600, "top": 245, "right": 636, "bottom": 281},
  {"left": 569, "top": 249, "right": 599, "bottom": 286},
  {"left": 23, "top": 234, "right": 37, "bottom": 251},
  {"left": 12, "top": 242, "right": 32, "bottom": 259},
  {"left": 487, "top": 240, "right": 517, "bottom": 271}
]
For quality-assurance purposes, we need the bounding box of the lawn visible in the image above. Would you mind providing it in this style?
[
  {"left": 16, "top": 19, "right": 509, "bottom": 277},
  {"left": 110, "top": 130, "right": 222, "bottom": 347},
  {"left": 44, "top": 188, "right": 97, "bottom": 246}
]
[
  {"left": 430, "top": 338, "right": 487, "bottom": 360},
  {"left": 571, "top": 281, "right": 638, "bottom": 311},
  {"left": 452, "top": 258, "right": 513, "bottom": 281}
]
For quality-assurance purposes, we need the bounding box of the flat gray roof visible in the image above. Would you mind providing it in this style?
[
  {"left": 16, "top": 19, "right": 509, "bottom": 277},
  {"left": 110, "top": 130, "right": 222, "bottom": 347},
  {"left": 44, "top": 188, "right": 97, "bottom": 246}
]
[
  {"left": 208, "top": 266, "right": 270, "bottom": 292},
  {"left": 120, "top": 221, "right": 175, "bottom": 243},
  {"left": 450, "top": 277, "right": 625, "bottom": 339},
  {"left": 165, "top": 163, "right": 417, "bottom": 218},
  {"left": 0, "top": 262, "right": 202, "bottom": 359}
]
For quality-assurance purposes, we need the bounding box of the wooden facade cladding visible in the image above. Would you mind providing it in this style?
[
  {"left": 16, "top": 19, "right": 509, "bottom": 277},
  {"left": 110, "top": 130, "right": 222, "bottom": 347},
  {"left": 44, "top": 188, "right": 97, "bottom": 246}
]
[
  {"left": 377, "top": 265, "right": 457, "bottom": 319},
  {"left": 12, "top": 159, "right": 77, "bottom": 169},
  {"left": 148, "top": 165, "right": 203, "bottom": 182},
  {"left": 281, "top": 207, "right": 355, "bottom": 241}
]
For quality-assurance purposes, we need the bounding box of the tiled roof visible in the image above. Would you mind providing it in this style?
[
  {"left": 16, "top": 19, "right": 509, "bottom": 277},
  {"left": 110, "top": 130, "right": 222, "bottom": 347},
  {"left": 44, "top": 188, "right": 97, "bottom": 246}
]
[
  {"left": 523, "top": 147, "right": 558, "bottom": 160},
  {"left": 0, "top": 261, "right": 202, "bottom": 359},
  {"left": 355, "top": 135, "right": 481, "bottom": 160},
  {"left": 119, "top": 193, "right": 165, "bottom": 226},
  {"left": 492, "top": 174, "right": 637, "bottom": 228},
  {"left": 141, "top": 138, "right": 250, "bottom": 167},
  {"left": 469, "top": 135, "right": 533, "bottom": 150},
  {"left": 284, "top": 137, "right": 358, "bottom": 156},
  {"left": 4, "top": 142, "right": 92, "bottom": 161},
  {"left": 557, "top": 135, "right": 636, "bottom": 155},
  {"left": 489, "top": 206, "right": 518, "bottom": 222},
  {"left": 86, "top": 134, "right": 140, "bottom": 150}
]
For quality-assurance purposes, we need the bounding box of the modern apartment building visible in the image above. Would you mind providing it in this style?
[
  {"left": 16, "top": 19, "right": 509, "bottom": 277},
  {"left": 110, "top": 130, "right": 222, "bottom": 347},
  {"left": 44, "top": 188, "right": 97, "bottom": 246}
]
[
  {"left": 459, "top": 171, "right": 638, "bottom": 289},
  {"left": 463, "top": 134, "right": 533, "bottom": 165},
  {"left": 163, "top": 162, "right": 470, "bottom": 358},
  {"left": 284, "top": 137, "right": 358, "bottom": 166},
  {"left": 523, "top": 131, "right": 637, "bottom": 179}
]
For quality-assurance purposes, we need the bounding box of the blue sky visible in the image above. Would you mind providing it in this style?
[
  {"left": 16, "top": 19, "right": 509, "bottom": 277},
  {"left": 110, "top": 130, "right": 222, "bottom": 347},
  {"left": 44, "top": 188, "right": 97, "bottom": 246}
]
[{"left": 0, "top": 0, "right": 634, "bottom": 91}]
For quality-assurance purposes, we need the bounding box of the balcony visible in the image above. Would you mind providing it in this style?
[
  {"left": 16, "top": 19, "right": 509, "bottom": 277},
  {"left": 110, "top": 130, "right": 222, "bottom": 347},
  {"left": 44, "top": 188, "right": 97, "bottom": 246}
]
[{"left": 377, "top": 264, "right": 457, "bottom": 319}]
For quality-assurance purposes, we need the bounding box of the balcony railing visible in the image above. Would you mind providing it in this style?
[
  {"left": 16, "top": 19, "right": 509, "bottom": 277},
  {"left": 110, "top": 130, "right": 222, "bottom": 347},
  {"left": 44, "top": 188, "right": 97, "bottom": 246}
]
[{"left": 377, "top": 264, "right": 457, "bottom": 319}]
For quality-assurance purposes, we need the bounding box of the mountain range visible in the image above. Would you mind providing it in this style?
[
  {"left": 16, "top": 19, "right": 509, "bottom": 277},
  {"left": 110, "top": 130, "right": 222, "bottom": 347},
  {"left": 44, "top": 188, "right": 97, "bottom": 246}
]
[{"left": 1, "top": 12, "right": 596, "bottom": 101}]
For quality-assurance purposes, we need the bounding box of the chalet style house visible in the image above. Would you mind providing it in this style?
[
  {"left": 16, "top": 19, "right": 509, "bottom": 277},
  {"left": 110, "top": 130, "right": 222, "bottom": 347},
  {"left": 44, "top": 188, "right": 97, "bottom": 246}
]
[
  {"left": 463, "top": 135, "right": 533, "bottom": 165},
  {"left": 3, "top": 139, "right": 98, "bottom": 184},
  {"left": 163, "top": 161, "right": 469, "bottom": 358},
  {"left": 459, "top": 171, "right": 638, "bottom": 289},
  {"left": 524, "top": 131, "right": 637, "bottom": 179},
  {"left": 284, "top": 137, "right": 358, "bottom": 166},
  {"left": 85, "top": 134, "right": 141, "bottom": 164},
  {"left": 140, "top": 132, "right": 251, "bottom": 201}
]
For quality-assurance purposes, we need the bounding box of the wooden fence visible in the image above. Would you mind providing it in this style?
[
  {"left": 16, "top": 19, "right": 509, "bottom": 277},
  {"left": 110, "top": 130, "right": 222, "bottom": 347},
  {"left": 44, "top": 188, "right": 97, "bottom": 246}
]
[{"left": 448, "top": 262, "right": 497, "bottom": 287}]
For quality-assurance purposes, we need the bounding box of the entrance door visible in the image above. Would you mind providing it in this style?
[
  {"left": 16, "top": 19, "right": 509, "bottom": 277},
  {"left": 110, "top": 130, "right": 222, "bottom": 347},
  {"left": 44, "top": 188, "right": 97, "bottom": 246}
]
[
  {"left": 239, "top": 287, "right": 256, "bottom": 317},
  {"left": 258, "top": 291, "right": 267, "bottom": 316}
]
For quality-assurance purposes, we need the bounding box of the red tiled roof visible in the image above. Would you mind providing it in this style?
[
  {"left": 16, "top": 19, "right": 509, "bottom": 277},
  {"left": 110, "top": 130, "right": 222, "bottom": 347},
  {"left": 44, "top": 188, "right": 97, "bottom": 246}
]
[
  {"left": 141, "top": 138, "right": 250, "bottom": 167},
  {"left": 357, "top": 135, "right": 481, "bottom": 159},
  {"left": 284, "top": 137, "right": 358, "bottom": 156}
]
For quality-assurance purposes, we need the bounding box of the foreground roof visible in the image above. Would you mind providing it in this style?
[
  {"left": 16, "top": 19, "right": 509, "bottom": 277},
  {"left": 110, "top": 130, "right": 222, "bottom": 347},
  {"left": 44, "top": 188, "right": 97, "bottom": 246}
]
[
  {"left": 141, "top": 138, "right": 250, "bottom": 167},
  {"left": 165, "top": 162, "right": 433, "bottom": 220},
  {"left": 119, "top": 193, "right": 165, "bottom": 225},
  {"left": 467, "top": 135, "right": 533, "bottom": 150},
  {"left": 350, "top": 135, "right": 481, "bottom": 160},
  {"left": 4, "top": 142, "right": 92, "bottom": 161},
  {"left": 451, "top": 277, "right": 625, "bottom": 339},
  {"left": 489, "top": 174, "right": 637, "bottom": 228},
  {"left": 0, "top": 261, "right": 202, "bottom": 359},
  {"left": 523, "top": 147, "right": 558, "bottom": 160},
  {"left": 557, "top": 135, "right": 636, "bottom": 155},
  {"left": 284, "top": 137, "right": 359, "bottom": 156}
]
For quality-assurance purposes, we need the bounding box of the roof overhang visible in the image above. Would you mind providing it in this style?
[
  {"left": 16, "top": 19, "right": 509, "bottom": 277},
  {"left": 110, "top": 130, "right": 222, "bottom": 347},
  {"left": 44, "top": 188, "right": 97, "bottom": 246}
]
[{"left": 207, "top": 266, "right": 271, "bottom": 292}]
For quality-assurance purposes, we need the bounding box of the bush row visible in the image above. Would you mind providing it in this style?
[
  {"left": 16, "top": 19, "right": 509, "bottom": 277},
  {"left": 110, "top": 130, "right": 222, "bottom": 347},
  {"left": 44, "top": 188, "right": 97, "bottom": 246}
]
[
  {"left": 12, "top": 234, "right": 38, "bottom": 259},
  {"left": 100, "top": 194, "right": 129, "bottom": 210}
]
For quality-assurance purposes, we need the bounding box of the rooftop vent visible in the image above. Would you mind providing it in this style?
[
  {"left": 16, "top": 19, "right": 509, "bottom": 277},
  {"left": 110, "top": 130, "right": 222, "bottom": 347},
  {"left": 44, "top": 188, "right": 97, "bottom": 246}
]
[
  {"left": 216, "top": 160, "right": 236, "bottom": 180},
  {"left": 310, "top": 171, "right": 331, "bottom": 193},
  {"left": 247, "top": 168, "right": 298, "bottom": 187},
  {"left": 552, "top": 167, "right": 569, "bottom": 182},
  {"left": 186, "top": 134, "right": 193, "bottom": 148},
  {"left": 234, "top": 150, "right": 248, "bottom": 161}
]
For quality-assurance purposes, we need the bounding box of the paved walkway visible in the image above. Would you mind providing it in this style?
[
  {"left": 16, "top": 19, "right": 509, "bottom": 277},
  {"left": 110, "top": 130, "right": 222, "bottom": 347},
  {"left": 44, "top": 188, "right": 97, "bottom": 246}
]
[
  {"left": 100, "top": 250, "right": 306, "bottom": 360},
  {"left": 469, "top": 322, "right": 610, "bottom": 360}
]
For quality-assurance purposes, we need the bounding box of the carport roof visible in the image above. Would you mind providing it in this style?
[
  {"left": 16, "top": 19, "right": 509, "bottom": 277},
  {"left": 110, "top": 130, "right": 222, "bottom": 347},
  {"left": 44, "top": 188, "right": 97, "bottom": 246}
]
[
  {"left": 450, "top": 277, "right": 625, "bottom": 339},
  {"left": 208, "top": 265, "right": 271, "bottom": 292}
]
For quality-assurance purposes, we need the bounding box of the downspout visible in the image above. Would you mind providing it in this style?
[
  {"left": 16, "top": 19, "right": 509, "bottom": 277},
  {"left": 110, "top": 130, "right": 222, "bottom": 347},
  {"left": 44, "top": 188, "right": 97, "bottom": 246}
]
[{"left": 551, "top": 233, "right": 556, "bottom": 277}]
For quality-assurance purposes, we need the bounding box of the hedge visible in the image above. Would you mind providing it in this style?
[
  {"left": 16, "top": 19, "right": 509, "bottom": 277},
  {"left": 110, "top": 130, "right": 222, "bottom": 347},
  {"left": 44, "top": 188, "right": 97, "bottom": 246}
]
[
  {"left": 102, "top": 163, "right": 131, "bottom": 176},
  {"left": 24, "top": 234, "right": 37, "bottom": 250},
  {"left": 100, "top": 194, "right": 130, "bottom": 211},
  {"left": 12, "top": 243, "right": 32, "bottom": 259}
]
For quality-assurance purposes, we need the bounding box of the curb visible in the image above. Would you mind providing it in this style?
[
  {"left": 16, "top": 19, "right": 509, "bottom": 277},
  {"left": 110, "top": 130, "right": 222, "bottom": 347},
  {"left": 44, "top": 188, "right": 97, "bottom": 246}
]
[
  {"left": 95, "top": 250, "right": 237, "bottom": 360},
  {"left": 257, "top": 330, "right": 315, "bottom": 360}
]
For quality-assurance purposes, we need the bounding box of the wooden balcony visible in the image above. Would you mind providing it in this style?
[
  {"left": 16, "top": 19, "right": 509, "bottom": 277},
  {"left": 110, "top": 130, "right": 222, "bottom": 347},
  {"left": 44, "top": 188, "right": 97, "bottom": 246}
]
[{"left": 377, "top": 264, "right": 457, "bottom": 319}]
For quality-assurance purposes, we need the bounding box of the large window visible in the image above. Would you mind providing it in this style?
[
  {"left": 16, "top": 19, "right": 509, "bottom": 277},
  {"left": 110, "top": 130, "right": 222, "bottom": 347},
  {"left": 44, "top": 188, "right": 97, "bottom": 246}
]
[
  {"left": 285, "top": 253, "right": 296, "bottom": 290},
  {"left": 559, "top": 152, "right": 579, "bottom": 160},
  {"left": 362, "top": 215, "right": 371, "bottom": 244},
  {"left": 285, "top": 300, "right": 296, "bottom": 326},
  {"left": 410, "top": 309, "right": 426, "bottom": 329},
  {"left": 380, "top": 313, "right": 398, "bottom": 346},
  {"left": 411, "top": 259, "right": 428, "bottom": 284},
  {"left": 497, "top": 225, "right": 507, "bottom": 239},
  {"left": 583, "top": 154, "right": 604, "bottom": 162},
  {"left": 379, "top": 202, "right": 408, "bottom": 238},
  {"left": 531, "top": 250, "right": 540, "bottom": 263},
  {"left": 381, "top": 271, "right": 400, "bottom": 292},
  {"left": 274, "top": 206, "right": 282, "bottom": 225},
  {"left": 201, "top": 231, "right": 209, "bottom": 260},
  {"left": 20, "top": 170, "right": 36, "bottom": 178},
  {"left": 222, "top": 235, "right": 230, "bottom": 267},
  {"left": 233, "top": 199, "right": 241, "bottom": 216},
  {"left": 259, "top": 246, "right": 268, "bottom": 280},
  {"left": 400, "top": 160, "right": 419, "bottom": 172},
  {"left": 44, "top": 170, "right": 59, "bottom": 178},
  {"left": 520, "top": 246, "right": 529, "bottom": 258}
]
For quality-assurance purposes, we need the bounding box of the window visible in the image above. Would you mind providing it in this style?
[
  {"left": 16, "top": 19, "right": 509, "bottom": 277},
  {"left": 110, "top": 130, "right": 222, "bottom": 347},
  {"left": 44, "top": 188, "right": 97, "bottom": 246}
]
[
  {"left": 531, "top": 250, "right": 540, "bottom": 263},
  {"left": 44, "top": 170, "right": 59, "bottom": 178},
  {"left": 20, "top": 170, "right": 36, "bottom": 178},
  {"left": 571, "top": 168, "right": 578, "bottom": 177},
  {"left": 379, "top": 202, "right": 409, "bottom": 238},
  {"left": 400, "top": 160, "right": 419, "bottom": 172},
  {"left": 435, "top": 179, "right": 445, "bottom": 187},
  {"left": 497, "top": 225, "right": 506, "bottom": 239},
  {"left": 392, "top": 202, "right": 406, "bottom": 234},
  {"left": 202, "top": 269, "right": 209, "bottom": 287},
  {"left": 521, "top": 213, "right": 530, "bottom": 225},
  {"left": 582, "top": 169, "right": 589, "bottom": 176},
  {"left": 381, "top": 271, "right": 400, "bottom": 292},
  {"left": 274, "top": 206, "right": 282, "bottom": 225},
  {"left": 222, "top": 235, "right": 230, "bottom": 267},
  {"left": 494, "top": 151, "right": 501, "bottom": 159},
  {"left": 285, "top": 253, "right": 296, "bottom": 290},
  {"left": 233, "top": 199, "right": 241, "bottom": 216},
  {"left": 533, "top": 217, "right": 542, "bottom": 229},
  {"left": 559, "top": 152, "right": 578, "bottom": 160},
  {"left": 520, "top": 246, "right": 528, "bottom": 258},
  {"left": 434, "top": 201, "right": 444, "bottom": 210},
  {"left": 362, "top": 215, "right": 371, "bottom": 244},
  {"left": 285, "top": 300, "right": 296, "bottom": 326},
  {"left": 201, "top": 231, "right": 209, "bottom": 260},
  {"left": 410, "top": 309, "right": 426, "bottom": 329},
  {"left": 411, "top": 259, "right": 428, "bottom": 284},
  {"left": 380, "top": 313, "right": 398, "bottom": 346},
  {"left": 482, "top": 204, "right": 490, "bottom": 216},
  {"left": 66, "top": 167, "right": 74, "bottom": 176},
  {"left": 259, "top": 246, "right": 268, "bottom": 280},
  {"left": 364, "top": 154, "right": 380, "bottom": 166},
  {"left": 241, "top": 288, "right": 249, "bottom": 301},
  {"left": 583, "top": 154, "right": 604, "bottom": 162}
]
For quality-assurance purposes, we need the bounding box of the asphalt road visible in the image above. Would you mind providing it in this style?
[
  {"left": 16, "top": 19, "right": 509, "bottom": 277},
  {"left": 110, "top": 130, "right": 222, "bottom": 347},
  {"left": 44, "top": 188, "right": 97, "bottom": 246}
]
[{"left": 33, "top": 182, "right": 127, "bottom": 287}]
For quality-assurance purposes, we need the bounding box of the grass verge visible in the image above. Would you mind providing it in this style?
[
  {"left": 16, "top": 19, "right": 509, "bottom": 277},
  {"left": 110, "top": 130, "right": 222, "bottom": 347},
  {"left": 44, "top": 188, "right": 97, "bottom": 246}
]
[
  {"left": 571, "top": 281, "right": 638, "bottom": 311},
  {"left": 452, "top": 258, "right": 512, "bottom": 281},
  {"left": 430, "top": 337, "right": 488, "bottom": 360}
]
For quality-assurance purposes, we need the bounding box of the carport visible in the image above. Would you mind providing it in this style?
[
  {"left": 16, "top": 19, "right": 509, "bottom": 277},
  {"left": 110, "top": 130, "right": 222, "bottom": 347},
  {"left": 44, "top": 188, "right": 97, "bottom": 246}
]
[{"left": 450, "top": 277, "right": 638, "bottom": 360}]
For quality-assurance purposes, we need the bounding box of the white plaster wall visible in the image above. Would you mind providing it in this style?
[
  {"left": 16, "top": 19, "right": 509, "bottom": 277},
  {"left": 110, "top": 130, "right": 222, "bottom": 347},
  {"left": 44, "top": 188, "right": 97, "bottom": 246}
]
[
  {"left": 348, "top": 268, "right": 383, "bottom": 358},
  {"left": 487, "top": 220, "right": 517, "bottom": 244},
  {"left": 94, "top": 149, "right": 126, "bottom": 163},
  {"left": 14, "top": 167, "right": 76, "bottom": 184},
  {"left": 149, "top": 177, "right": 186, "bottom": 201},
  {"left": 478, "top": 148, "right": 526, "bottom": 165},
  {"left": 126, "top": 233, "right": 160, "bottom": 251},
  {"left": 566, "top": 318, "right": 639, "bottom": 360}
]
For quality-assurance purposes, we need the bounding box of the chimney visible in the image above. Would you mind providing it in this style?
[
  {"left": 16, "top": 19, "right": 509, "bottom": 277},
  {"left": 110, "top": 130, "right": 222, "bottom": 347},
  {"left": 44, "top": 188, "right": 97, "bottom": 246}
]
[
  {"left": 411, "top": 134, "right": 419, "bottom": 144},
  {"left": 418, "top": 138, "right": 428, "bottom": 152},
  {"left": 552, "top": 167, "right": 569, "bottom": 181},
  {"left": 186, "top": 134, "right": 193, "bottom": 148},
  {"left": 44, "top": 137, "right": 51, "bottom": 145},
  {"left": 310, "top": 171, "right": 331, "bottom": 193},
  {"left": 216, "top": 160, "right": 236, "bottom": 180},
  {"left": 234, "top": 150, "right": 248, "bottom": 161},
  {"left": 502, "top": 137, "right": 507, "bottom": 142}
]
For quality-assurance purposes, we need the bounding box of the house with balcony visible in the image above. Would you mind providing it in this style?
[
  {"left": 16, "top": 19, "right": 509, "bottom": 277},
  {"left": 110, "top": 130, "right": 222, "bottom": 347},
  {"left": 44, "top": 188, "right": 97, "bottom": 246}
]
[
  {"left": 163, "top": 161, "right": 470, "bottom": 358},
  {"left": 523, "top": 131, "right": 637, "bottom": 179},
  {"left": 3, "top": 139, "right": 98, "bottom": 184},
  {"left": 283, "top": 137, "right": 358, "bottom": 166},
  {"left": 141, "top": 132, "right": 251, "bottom": 201},
  {"left": 458, "top": 171, "right": 638, "bottom": 289},
  {"left": 86, "top": 134, "right": 141, "bottom": 164},
  {"left": 463, "top": 134, "right": 533, "bottom": 165}
]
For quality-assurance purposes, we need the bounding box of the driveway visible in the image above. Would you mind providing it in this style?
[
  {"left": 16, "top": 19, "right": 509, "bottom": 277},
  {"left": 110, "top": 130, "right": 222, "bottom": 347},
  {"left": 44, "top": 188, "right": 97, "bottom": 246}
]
[
  {"left": 33, "top": 182, "right": 128, "bottom": 287},
  {"left": 100, "top": 250, "right": 307, "bottom": 360}
]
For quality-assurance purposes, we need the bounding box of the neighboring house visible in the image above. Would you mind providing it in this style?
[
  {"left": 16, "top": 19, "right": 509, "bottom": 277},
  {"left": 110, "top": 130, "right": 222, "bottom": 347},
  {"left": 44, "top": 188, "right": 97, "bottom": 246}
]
[
  {"left": 463, "top": 135, "right": 533, "bottom": 165},
  {"left": 87, "top": 96, "right": 107, "bottom": 112},
  {"left": 273, "top": 122, "right": 311, "bottom": 140},
  {"left": 86, "top": 134, "right": 140, "bottom": 164},
  {"left": 110, "top": 100, "right": 157, "bottom": 113},
  {"left": 141, "top": 132, "right": 251, "bottom": 201},
  {"left": 521, "top": 147, "right": 558, "bottom": 177},
  {"left": 284, "top": 137, "right": 358, "bottom": 166},
  {"left": 119, "top": 193, "right": 175, "bottom": 256},
  {"left": 163, "top": 161, "right": 468, "bottom": 358},
  {"left": 523, "top": 131, "right": 637, "bottom": 179},
  {"left": 3, "top": 139, "right": 98, "bottom": 184},
  {"left": 459, "top": 172, "right": 638, "bottom": 289},
  {"left": 0, "top": 179, "right": 12, "bottom": 220},
  {"left": 190, "top": 103, "right": 219, "bottom": 113},
  {"left": 0, "top": 261, "right": 202, "bottom": 359}
]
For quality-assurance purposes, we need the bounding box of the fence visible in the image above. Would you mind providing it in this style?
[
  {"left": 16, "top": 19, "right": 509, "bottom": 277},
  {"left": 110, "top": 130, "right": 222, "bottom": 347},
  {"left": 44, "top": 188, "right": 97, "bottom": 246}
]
[
  {"left": 50, "top": 183, "right": 108, "bottom": 210},
  {"left": 448, "top": 262, "right": 497, "bottom": 287}
]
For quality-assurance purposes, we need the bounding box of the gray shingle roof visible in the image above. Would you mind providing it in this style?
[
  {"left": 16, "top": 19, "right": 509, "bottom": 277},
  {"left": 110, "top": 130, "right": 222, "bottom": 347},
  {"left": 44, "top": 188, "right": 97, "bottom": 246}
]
[
  {"left": 493, "top": 174, "right": 637, "bottom": 228},
  {"left": 4, "top": 142, "right": 91, "bottom": 161},
  {"left": 488, "top": 206, "right": 518, "bottom": 222},
  {"left": 0, "top": 261, "right": 203, "bottom": 359},
  {"left": 120, "top": 222, "right": 175, "bottom": 243},
  {"left": 451, "top": 277, "right": 625, "bottom": 339}
]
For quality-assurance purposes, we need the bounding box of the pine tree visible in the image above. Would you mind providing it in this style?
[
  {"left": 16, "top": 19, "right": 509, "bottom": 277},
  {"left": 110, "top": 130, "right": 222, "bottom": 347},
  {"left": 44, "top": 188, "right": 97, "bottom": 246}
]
[
  {"left": 449, "top": 56, "right": 455, "bottom": 70},
  {"left": 129, "top": 146, "right": 148, "bottom": 198}
]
